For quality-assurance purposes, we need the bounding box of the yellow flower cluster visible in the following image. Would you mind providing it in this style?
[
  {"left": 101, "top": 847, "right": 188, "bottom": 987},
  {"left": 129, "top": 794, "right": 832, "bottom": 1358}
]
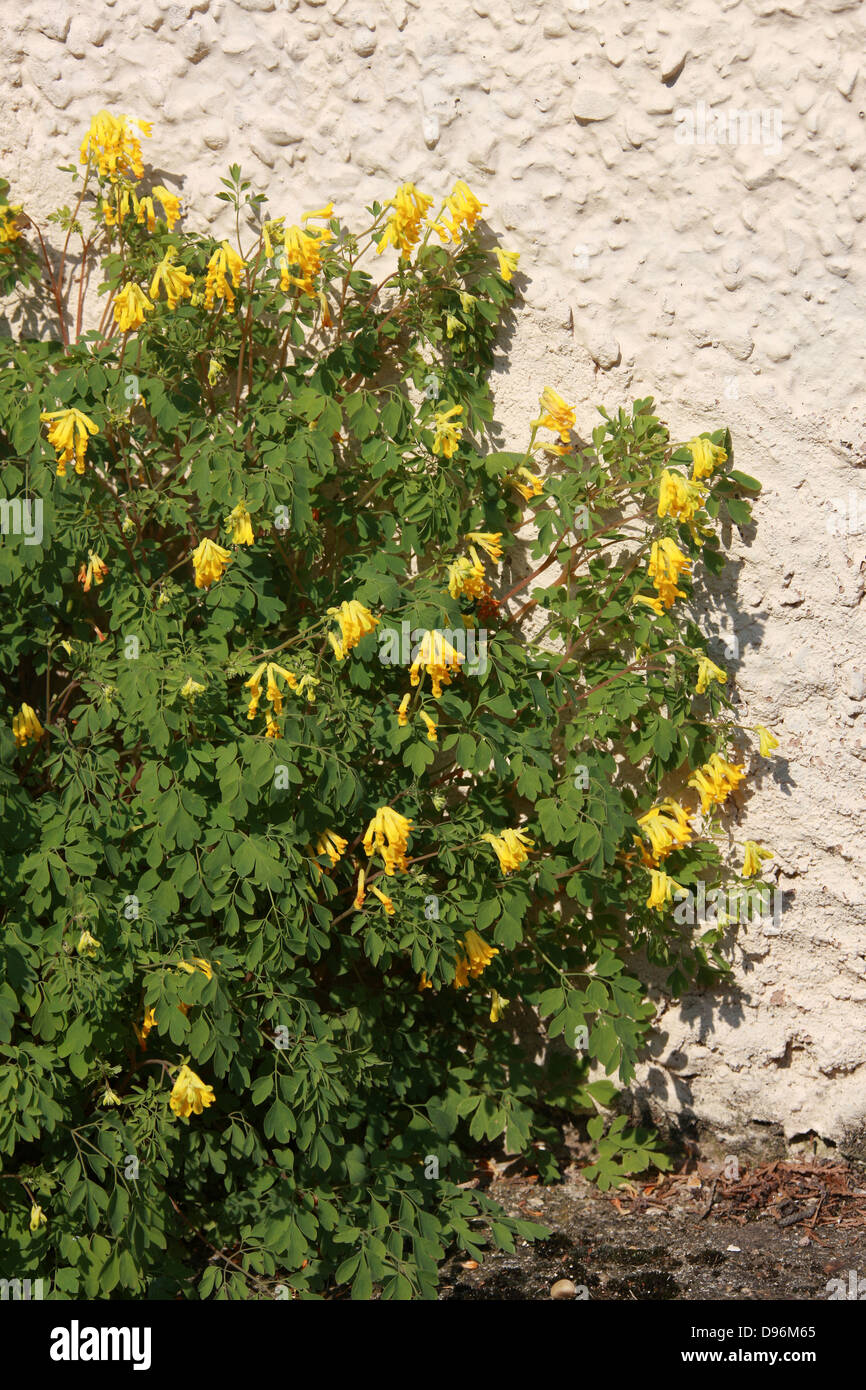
[
  {"left": 169, "top": 1064, "right": 215, "bottom": 1120},
  {"left": 13, "top": 703, "right": 44, "bottom": 748},
  {"left": 482, "top": 827, "right": 534, "bottom": 875},
  {"left": 397, "top": 694, "right": 438, "bottom": 742},
  {"left": 0, "top": 201, "right": 22, "bottom": 248},
  {"left": 80, "top": 110, "right": 151, "bottom": 181},
  {"left": 40, "top": 407, "right": 99, "bottom": 476},
  {"left": 533, "top": 386, "right": 575, "bottom": 443},
  {"left": 114, "top": 282, "right": 153, "bottom": 333},
  {"left": 454, "top": 929, "right": 499, "bottom": 988},
  {"left": 226, "top": 500, "right": 255, "bottom": 546},
  {"left": 204, "top": 242, "right": 246, "bottom": 311},
  {"left": 272, "top": 205, "right": 334, "bottom": 295},
  {"left": 77, "top": 551, "right": 109, "bottom": 593},
  {"left": 657, "top": 469, "right": 707, "bottom": 524},
  {"left": 191, "top": 537, "right": 232, "bottom": 589},
  {"left": 637, "top": 800, "right": 693, "bottom": 861},
  {"left": 636, "top": 537, "right": 692, "bottom": 614},
  {"left": 363, "top": 806, "right": 413, "bottom": 876},
  {"left": 688, "top": 435, "right": 727, "bottom": 480},
  {"left": 316, "top": 830, "right": 348, "bottom": 868},
  {"left": 327, "top": 600, "right": 379, "bottom": 661},
  {"left": 378, "top": 182, "right": 434, "bottom": 258},
  {"left": 150, "top": 247, "right": 195, "bottom": 311},
  {"left": 103, "top": 184, "right": 180, "bottom": 232},
  {"left": 245, "top": 661, "right": 299, "bottom": 738},
  {"left": 687, "top": 752, "right": 745, "bottom": 814},
  {"left": 409, "top": 630, "right": 465, "bottom": 699},
  {"left": 432, "top": 404, "right": 463, "bottom": 459},
  {"left": 431, "top": 180, "right": 487, "bottom": 243}
]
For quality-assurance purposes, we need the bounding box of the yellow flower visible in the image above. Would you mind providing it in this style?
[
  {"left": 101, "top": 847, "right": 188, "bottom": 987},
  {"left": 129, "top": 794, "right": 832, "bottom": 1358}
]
[
  {"left": 436, "top": 179, "right": 487, "bottom": 242},
  {"left": 327, "top": 599, "right": 379, "bottom": 660},
  {"left": 354, "top": 867, "right": 366, "bottom": 910},
  {"left": 316, "top": 830, "right": 348, "bottom": 868},
  {"left": 511, "top": 465, "right": 543, "bottom": 501},
  {"left": 12, "top": 703, "right": 45, "bottom": 748},
  {"left": 742, "top": 840, "right": 773, "bottom": 878},
  {"left": 419, "top": 710, "right": 438, "bottom": 743},
  {"left": 409, "top": 629, "right": 465, "bottom": 699},
  {"left": 647, "top": 536, "right": 691, "bottom": 609},
  {"left": 687, "top": 753, "right": 746, "bottom": 814},
  {"left": 244, "top": 661, "right": 298, "bottom": 726},
  {"left": 696, "top": 655, "right": 727, "bottom": 694},
  {"left": 371, "top": 884, "right": 395, "bottom": 915},
  {"left": 363, "top": 806, "right": 413, "bottom": 876},
  {"left": 152, "top": 184, "right": 180, "bottom": 230},
  {"left": 454, "top": 929, "right": 498, "bottom": 988},
  {"left": 80, "top": 110, "right": 150, "bottom": 181},
  {"left": 169, "top": 1064, "right": 215, "bottom": 1120},
  {"left": 29, "top": 1203, "right": 47, "bottom": 1233},
  {"left": 378, "top": 182, "right": 433, "bottom": 258},
  {"left": 149, "top": 246, "right": 194, "bottom": 310},
  {"left": 77, "top": 551, "right": 109, "bottom": 593},
  {"left": 0, "top": 201, "right": 23, "bottom": 247},
  {"left": 226, "top": 500, "right": 255, "bottom": 546},
  {"left": 489, "top": 989, "right": 508, "bottom": 1022},
  {"left": 180, "top": 676, "right": 205, "bottom": 700},
  {"left": 532, "top": 387, "right": 575, "bottom": 443},
  {"left": 113, "top": 282, "right": 153, "bottom": 332},
  {"left": 191, "top": 537, "right": 232, "bottom": 589},
  {"left": 134, "top": 1006, "right": 157, "bottom": 1048},
  {"left": 633, "top": 593, "right": 666, "bottom": 616},
  {"left": 204, "top": 241, "right": 246, "bottom": 311},
  {"left": 76, "top": 929, "right": 101, "bottom": 957},
  {"left": 101, "top": 1084, "right": 122, "bottom": 1107},
  {"left": 397, "top": 693, "right": 411, "bottom": 727},
  {"left": 465, "top": 530, "right": 503, "bottom": 562},
  {"left": 41, "top": 407, "right": 99, "bottom": 476},
  {"left": 432, "top": 404, "right": 463, "bottom": 459},
  {"left": 646, "top": 868, "right": 683, "bottom": 910},
  {"left": 657, "top": 469, "right": 707, "bottom": 522},
  {"left": 755, "top": 724, "right": 779, "bottom": 758},
  {"left": 482, "top": 827, "right": 534, "bottom": 874},
  {"left": 447, "top": 554, "right": 485, "bottom": 600},
  {"left": 688, "top": 435, "right": 727, "bottom": 480},
  {"left": 278, "top": 214, "right": 333, "bottom": 295},
  {"left": 638, "top": 804, "right": 693, "bottom": 860},
  {"left": 494, "top": 247, "right": 520, "bottom": 281}
]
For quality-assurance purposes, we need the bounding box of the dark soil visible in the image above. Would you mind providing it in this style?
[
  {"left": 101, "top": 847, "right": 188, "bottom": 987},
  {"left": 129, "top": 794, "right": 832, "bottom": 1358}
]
[{"left": 439, "top": 1158, "right": 866, "bottom": 1301}]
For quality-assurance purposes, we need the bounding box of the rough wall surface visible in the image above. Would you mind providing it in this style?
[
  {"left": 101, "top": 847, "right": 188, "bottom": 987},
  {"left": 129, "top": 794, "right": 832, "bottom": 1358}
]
[{"left": 1, "top": 0, "right": 865, "bottom": 1155}]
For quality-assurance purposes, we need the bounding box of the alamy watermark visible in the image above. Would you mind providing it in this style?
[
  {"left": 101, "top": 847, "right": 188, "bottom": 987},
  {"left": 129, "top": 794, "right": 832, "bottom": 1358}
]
[
  {"left": 674, "top": 101, "right": 783, "bottom": 155},
  {"left": 0, "top": 497, "right": 43, "bottom": 546}
]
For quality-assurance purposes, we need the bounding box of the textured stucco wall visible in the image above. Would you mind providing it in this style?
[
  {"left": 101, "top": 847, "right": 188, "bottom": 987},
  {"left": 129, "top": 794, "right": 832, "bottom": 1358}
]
[{"left": 2, "top": 0, "right": 865, "bottom": 1155}]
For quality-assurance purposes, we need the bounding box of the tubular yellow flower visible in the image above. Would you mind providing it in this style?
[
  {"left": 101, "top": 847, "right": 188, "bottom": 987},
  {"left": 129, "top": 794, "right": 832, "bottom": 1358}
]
[
  {"left": 532, "top": 387, "right": 575, "bottom": 442},
  {"left": 633, "top": 593, "right": 666, "bottom": 616},
  {"left": 688, "top": 435, "right": 727, "bottom": 480},
  {"left": 327, "top": 600, "right": 379, "bottom": 660},
  {"left": 40, "top": 406, "right": 99, "bottom": 476},
  {"left": 76, "top": 929, "right": 101, "bottom": 957},
  {"left": 354, "top": 867, "right": 366, "bottom": 910},
  {"left": 647, "top": 536, "right": 691, "bottom": 609},
  {"left": 419, "top": 710, "right": 438, "bottom": 743},
  {"left": 279, "top": 220, "right": 331, "bottom": 295},
  {"left": 687, "top": 753, "right": 746, "bottom": 814},
  {"left": 226, "top": 500, "right": 255, "bottom": 546},
  {"left": 180, "top": 677, "right": 205, "bottom": 700},
  {"left": 482, "top": 827, "right": 534, "bottom": 874},
  {"left": 436, "top": 179, "right": 487, "bottom": 242},
  {"left": 29, "top": 1203, "right": 47, "bottom": 1233},
  {"left": 152, "top": 184, "right": 180, "bottom": 230},
  {"left": 646, "top": 868, "right": 684, "bottom": 910},
  {"left": 454, "top": 929, "right": 499, "bottom": 988},
  {"left": 447, "top": 554, "right": 485, "bottom": 600},
  {"left": 134, "top": 1006, "right": 157, "bottom": 1049},
  {"left": 191, "top": 537, "right": 232, "bottom": 589},
  {"left": 80, "top": 110, "right": 150, "bottom": 181},
  {"left": 77, "top": 551, "right": 109, "bottom": 593},
  {"left": 101, "top": 1085, "right": 122, "bottom": 1107},
  {"left": 397, "top": 693, "right": 411, "bottom": 727},
  {"left": 371, "top": 884, "right": 395, "bottom": 915},
  {"left": 149, "top": 246, "right": 194, "bottom": 310},
  {"left": 169, "top": 1064, "right": 215, "bottom": 1120},
  {"left": 512, "top": 465, "right": 543, "bottom": 501},
  {"left": 657, "top": 469, "right": 707, "bottom": 522},
  {"left": 465, "top": 531, "right": 503, "bottom": 562},
  {"left": 432, "top": 404, "right": 463, "bottom": 459},
  {"left": 204, "top": 241, "right": 246, "bottom": 311},
  {"left": 12, "top": 703, "right": 45, "bottom": 748},
  {"left": 378, "top": 182, "right": 434, "bottom": 258},
  {"left": 489, "top": 989, "right": 508, "bottom": 1021},
  {"left": 494, "top": 247, "right": 520, "bottom": 281},
  {"left": 742, "top": 840, "right": 773, "bottom": 877},
  {"left": 696, "top": 655, "right": 728, "bottom": 694},
  {"left": 755, "top": 724, "right": 779, "bottom": 758},
  {"left": 114, "top": 282, "right": 153, "bottom": 332},
  {"left": 409, "top": 629, "right": 465, "bottom": 699},
  {"left": 363, "top": 806, "right": 413, "bottom": 876},
  {"left": 317, "top": 830, "right": 348, "bottom": 868},
  {"left": 638, "top": 804, "right": 693, "bottom": 860}
]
